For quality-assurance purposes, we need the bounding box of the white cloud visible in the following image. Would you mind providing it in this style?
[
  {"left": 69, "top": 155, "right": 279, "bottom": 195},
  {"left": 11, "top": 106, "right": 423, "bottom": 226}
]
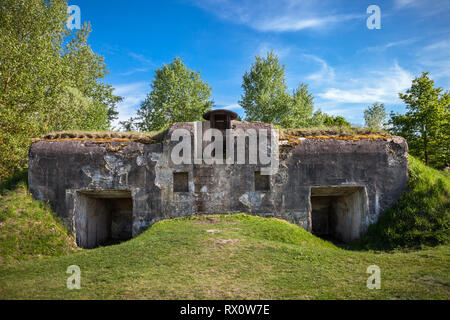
[
  {"left": 394, "top": 0, "right": 419, "bottom": 8},
  {"left": 117, "top": 53, "right": 154, "bottom": 76},
  {"left": 318, "top": 62, "right": 413, "bottom": 104},
  {"left": 255, "top": 14, "right": 359, "bottom": 32},
  {"left": 256, "top": 43, "right": 291, "bottom": 59},
  {"left": 128, "top": 52, "right": 153, "bottom": 66},
  {"left": 220, "top": 104, "right": 244, "bottom": 112},
  {"left": 393, "top": 0, "right": 450, "bottom": 16},
  {"left": 423, "top": 40, "right": 450, "bottom": 51},
  {"left": 191, "top": 0, "right": 361, "bottom": 32},
  {"left": 416, "top": 40, "right": 450, "bottom": 85},
  {"left": 118, "top": 68, "right": 151, "bottom": 76},
  {"left": 362, "top": 38, "right": 420, "bottom": 52},
  {"left": 303, "top": 54, "right": 335, "bottom": 83}
]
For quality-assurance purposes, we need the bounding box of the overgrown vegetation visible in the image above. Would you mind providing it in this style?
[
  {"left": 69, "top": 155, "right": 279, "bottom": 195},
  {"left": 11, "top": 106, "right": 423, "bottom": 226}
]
[
  {"left": 280, "top": 126, "right": 389, "bottom": 138},
  {"left": 32, "top": 129, "right": 167, "bottom": 144},
  {"left": 0, "top": 180, "right": 78, "bottom": 265},
  {"left": 389, "top": 72, "right": 449, "bottom": 168},
  {"left": 354, "top": 156, "right": 450, "bottom": 250},
  {"left": 0, "top": 0, "right": 122, "bottom": 182},
  {"left": 31, "top": 126, "right": 390, "bottom": 145}
]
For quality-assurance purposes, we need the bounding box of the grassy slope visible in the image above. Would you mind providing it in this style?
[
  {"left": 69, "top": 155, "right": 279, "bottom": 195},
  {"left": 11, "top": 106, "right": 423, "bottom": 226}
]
[
  {"left": 0, "top": 214, "right": 449, "bottom": 299},
  {"left": 355, "top": 156, "right": 450, "bottom": 250},
  {"left": 0, "top": 182, "right": 78, "bottom": 264}
]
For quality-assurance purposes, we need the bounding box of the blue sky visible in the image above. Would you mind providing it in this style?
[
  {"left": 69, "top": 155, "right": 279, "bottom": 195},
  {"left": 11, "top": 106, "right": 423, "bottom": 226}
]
[{"left": 68, "top": 0, "right": 450, "bottom": 128}]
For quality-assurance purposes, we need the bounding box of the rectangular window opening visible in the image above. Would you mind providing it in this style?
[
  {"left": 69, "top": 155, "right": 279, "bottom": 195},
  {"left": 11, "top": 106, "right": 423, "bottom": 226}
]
[
  {"left": 212, "top": 114, "right": 229, "bottom": 130},
  {"left": 254, "top": 171, "right": 270, "bottom": 191},
  {"left": 173, "top": 172, "right": 189, "bottom": 192}
]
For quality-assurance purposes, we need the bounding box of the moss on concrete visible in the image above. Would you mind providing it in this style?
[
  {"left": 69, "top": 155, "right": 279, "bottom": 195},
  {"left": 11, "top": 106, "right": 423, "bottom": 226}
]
[{"left": 32, "top": 130, "right": 166, "bottom": 144}]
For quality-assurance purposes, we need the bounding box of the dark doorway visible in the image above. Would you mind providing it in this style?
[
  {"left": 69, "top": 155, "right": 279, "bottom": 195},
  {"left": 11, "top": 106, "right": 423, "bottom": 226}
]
[
  {"left": 74, "top": 190, "right": 133, "bottom": 248},
  {"left": 310, "top": 186, "right": 367, "bottom": 243},
  {"left": 311, "top": 196, "right": 337, "bottom": 238}
]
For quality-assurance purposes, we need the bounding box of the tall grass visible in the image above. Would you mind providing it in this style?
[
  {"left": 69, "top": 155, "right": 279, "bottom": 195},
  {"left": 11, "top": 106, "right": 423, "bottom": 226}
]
[{"left": 0, "top": 182, "right": 78, "bottom": 264}]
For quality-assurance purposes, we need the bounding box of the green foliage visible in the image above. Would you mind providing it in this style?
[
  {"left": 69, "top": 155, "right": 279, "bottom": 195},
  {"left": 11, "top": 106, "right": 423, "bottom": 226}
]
[
  {"left": 322, "top": 114, "right": 351, "bottom": 127},
  {"left": 50, "top": 86, "right": 111, "bottom": 131},
  {"left": 354, "top": 156, "right": 450, "bottom": 250},
  {"left": 123, "top": 57, "right": 213, "bottom": 131},
  {"left": 281, "top": 83, "right": 325, "bottom": 128},
  {"left": 0, "top": 182, "right": 77, "bottom": 264},
  {"left": 364, "top": 102, "right": 387, "bottom": 129},
  {"left": 0, "top": 0, "right": 121, "bottom": 181},
  {"left": 240, "top": 51, "right": 290, "bottom": 124},
  {"left": 240, "top": 51, "right": 323, "bottom": 128},
  {"left": 389, "top": 72, "right": 449, "bottom": 167}
]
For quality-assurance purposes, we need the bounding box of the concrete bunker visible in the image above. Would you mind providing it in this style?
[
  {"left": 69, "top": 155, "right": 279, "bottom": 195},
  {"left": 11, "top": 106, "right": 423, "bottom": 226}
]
[
  {"left": 28, "top": 121, "right": 409, "bottom": 244},
  {"left": 310, "top": 186, "right": 368, "bottom": 243},
  {"left": 74, "top": 190, "right": 133, "bottom": 248}
]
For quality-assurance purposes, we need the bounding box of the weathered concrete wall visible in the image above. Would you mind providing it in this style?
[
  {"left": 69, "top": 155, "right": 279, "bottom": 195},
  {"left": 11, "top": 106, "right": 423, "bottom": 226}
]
[
  {"left": 28, "top": 121, "right": 408, "bottom": 246},
  {"left": 280, "top": 136, "right": 408, "bottom": 234},
  {"left": 29, "top": 139, "right": 163, "bottom": 238}
]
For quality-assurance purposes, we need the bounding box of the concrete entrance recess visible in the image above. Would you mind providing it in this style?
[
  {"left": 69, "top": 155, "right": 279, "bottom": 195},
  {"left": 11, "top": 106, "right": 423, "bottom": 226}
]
[
  {"left": 74, "top": 190, "right": 133, "bottom": 248},
  {"left": 310, "top": 186, "right": 368, "bottom": 243}
]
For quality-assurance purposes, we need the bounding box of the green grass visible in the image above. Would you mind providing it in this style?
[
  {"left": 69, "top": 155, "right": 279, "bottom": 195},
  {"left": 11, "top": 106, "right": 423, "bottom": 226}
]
[
  {"left": 0, "top": 213, "right": 448, "bottom": 299},
  {"left": 0, "top": 182, "right": 78, "bottom": 265},
  {"left": 354, "top": 156, "right": 450, "bottom": 250}
]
